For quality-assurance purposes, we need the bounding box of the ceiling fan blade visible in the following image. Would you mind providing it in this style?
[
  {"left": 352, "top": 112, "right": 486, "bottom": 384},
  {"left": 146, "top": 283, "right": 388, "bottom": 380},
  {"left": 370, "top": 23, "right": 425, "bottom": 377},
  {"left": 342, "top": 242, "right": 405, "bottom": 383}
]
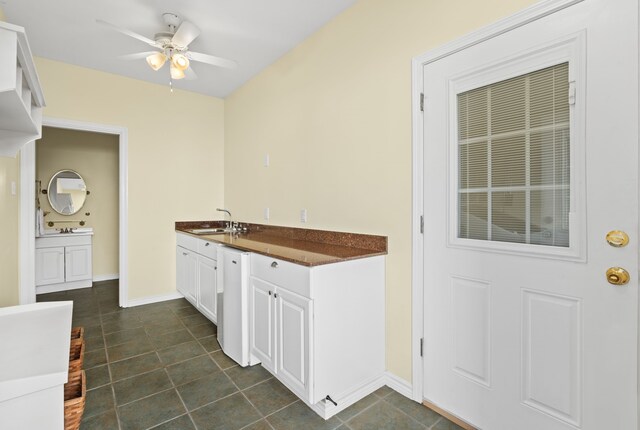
[
  {"left": 172, "top": 21, "right": 200, "bottom": 48},
  {"left": 119, "top": 51, "right": 160, "bottom": 60},
  {"left": 188, "top": 51, "right": 237, "bottom": 70},
  {"left": 184, "top": 66, "right": 198, "bottom": 81},
  {"left": 96, "top": 19, "right": 159, "bottom": 48}
]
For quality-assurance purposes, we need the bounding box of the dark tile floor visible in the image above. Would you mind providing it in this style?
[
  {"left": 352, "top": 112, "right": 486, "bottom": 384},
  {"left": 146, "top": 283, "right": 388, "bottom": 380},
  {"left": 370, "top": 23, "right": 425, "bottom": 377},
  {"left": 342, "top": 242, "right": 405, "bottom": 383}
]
[{"left": 38, "top": 280, "right": 462, "bottom": 430}]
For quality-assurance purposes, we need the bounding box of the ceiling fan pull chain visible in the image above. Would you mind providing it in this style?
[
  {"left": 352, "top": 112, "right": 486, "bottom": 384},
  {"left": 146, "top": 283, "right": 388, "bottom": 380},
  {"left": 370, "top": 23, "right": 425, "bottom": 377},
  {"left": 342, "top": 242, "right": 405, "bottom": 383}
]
[{"left": 169, "top": 77, "right": 173, "bottom": 93}]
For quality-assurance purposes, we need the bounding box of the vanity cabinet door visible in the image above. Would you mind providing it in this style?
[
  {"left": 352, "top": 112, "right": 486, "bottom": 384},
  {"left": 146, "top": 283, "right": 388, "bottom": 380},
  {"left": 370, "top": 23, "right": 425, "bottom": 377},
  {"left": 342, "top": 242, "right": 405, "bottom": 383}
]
[
  {"left": 250, "top": 277, "right": 276, "bottom": 372},
  {"left": 276, "top": 287, "right": 312, "bottom": 402},
  {"left": 65, "top": 245, "right": 92, "bottom": 282},
  {"left": 35, "top": 247, "right": 65, "bottom": 286},
  {"left": 197, "top": 255, "right": 217, "bottom": 323},
  {"left": 177, "top": 246, "right": 197, "bottom": 305}
]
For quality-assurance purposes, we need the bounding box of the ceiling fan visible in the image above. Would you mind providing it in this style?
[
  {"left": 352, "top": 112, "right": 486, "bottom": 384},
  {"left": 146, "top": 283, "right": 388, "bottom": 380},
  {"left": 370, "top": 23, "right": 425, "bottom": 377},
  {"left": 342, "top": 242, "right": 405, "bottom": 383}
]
[{"left": 97, "top": 13, "right": 237, "bottom": 82}]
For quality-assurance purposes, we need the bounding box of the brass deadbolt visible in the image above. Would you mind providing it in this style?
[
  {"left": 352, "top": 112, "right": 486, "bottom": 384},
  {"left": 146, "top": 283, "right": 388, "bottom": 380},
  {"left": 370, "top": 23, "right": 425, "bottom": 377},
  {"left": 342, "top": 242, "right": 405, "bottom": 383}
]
[
  {"left": 606, "top": 267, "right": 630, "bottom": 286},
  {"left": 606, "top": 230, "right": 629, "bottom": 247}
]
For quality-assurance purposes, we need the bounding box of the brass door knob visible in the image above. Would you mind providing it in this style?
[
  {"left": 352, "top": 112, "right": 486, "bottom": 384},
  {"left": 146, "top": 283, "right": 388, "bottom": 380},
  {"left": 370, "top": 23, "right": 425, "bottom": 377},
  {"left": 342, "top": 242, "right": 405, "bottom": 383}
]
[
  {"left": 606, "top": 267, "right": 630, "bottom": 285},
  {"left": 606, "top": 230, "right": 629, "bottom": 247}
]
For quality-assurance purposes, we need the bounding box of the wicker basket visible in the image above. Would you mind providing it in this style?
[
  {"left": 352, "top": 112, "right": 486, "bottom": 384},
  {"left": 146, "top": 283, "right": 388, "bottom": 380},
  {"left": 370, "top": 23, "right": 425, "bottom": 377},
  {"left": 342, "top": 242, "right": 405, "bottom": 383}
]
[
  {"left": 70, "top": 327, "right": 84, "bottom": 341},
  {"left": 68, "top": 338, "right": 85, "bottom": 373},
  {"left": 64, "top": 370, "right": 86, "bottom": 430}
]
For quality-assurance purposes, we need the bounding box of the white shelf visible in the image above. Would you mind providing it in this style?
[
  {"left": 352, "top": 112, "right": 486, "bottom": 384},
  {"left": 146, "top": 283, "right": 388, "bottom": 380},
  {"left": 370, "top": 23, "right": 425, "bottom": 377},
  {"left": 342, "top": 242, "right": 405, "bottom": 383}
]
[{"left": 0, "top": 21, "right": 45, "bottom": 157}]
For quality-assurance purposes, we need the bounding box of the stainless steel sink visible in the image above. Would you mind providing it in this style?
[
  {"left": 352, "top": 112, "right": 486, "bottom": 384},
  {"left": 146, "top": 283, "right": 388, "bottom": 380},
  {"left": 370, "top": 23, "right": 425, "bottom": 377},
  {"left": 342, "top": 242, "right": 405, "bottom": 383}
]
[{"left": 187, "top": 228, "right": 229, "bottom": 235}]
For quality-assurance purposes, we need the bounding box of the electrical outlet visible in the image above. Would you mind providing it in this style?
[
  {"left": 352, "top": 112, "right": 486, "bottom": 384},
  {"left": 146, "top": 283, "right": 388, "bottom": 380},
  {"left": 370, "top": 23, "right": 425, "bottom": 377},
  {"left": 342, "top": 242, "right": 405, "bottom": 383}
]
[
  {"left": 264, "top": 207, "right": 270, "bottom": 220},
  {"left": 300, "top": 209, "right": 307, "bottom": 223},
  {"left": 264, "top": 153, "right": 270, "bottom": 167}
]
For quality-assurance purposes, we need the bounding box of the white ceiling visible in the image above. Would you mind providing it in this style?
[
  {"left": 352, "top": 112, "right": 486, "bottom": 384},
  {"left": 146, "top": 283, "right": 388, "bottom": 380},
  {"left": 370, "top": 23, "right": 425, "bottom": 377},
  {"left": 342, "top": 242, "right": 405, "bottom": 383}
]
[{"left": 2, "top": 0, "right": 356, "bottom": 98}]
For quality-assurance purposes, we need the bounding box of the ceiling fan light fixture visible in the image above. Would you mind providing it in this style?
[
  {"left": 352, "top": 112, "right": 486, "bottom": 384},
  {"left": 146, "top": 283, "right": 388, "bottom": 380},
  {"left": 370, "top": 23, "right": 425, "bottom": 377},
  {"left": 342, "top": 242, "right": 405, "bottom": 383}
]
[
  {"left": 171, "top": 53, "right": 190, "bottom": 71},
  {"left": 146, "top": 52, "right": 167, "bottom": 71},
  {"left": 170, "top": 64, "right": 186, "bottom": 80}
]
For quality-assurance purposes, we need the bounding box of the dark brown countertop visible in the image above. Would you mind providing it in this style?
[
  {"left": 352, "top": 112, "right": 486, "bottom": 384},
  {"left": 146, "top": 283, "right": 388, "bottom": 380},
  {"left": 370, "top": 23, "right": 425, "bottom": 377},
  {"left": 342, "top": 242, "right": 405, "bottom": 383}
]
[{"left": 175, "top": 221, "right": 387, "bottom": 266}]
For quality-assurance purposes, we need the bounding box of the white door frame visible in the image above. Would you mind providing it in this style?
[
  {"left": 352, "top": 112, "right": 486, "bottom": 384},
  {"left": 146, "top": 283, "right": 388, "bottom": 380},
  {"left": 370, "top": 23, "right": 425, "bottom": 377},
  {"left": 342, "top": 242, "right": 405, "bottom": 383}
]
[
  {"left": 410, "top": 0, "right": 595, "bottom": 402},
  {"left": 19, "top": 117, "right": 129, "bottom": 307}
]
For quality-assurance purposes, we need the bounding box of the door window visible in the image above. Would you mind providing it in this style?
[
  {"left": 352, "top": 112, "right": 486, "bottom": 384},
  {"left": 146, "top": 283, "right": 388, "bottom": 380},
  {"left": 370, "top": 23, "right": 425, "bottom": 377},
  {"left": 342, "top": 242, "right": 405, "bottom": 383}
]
[{"left": 457, "top": 63, "right": 570, "bottom": 247}]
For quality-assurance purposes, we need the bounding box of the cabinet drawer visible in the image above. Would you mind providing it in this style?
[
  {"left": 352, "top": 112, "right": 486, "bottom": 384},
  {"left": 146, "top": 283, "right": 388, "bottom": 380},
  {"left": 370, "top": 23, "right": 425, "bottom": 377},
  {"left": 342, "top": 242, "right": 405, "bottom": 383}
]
[
  {"left": 251, "top": 253, "right": 310, "bottom": 297},
  {"left": 197, "top": 240, "right": 218, "bottom": 260},
  {"left": 177, "top": 232, "right": 199, "bottom": 251}
]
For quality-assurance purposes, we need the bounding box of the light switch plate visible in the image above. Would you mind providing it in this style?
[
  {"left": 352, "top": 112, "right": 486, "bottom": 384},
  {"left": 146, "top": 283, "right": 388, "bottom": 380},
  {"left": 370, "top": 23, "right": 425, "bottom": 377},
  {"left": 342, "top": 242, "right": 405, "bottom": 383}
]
[
  {"left": 300, "top": 209, "right": 307, "bottom": 223},
  {"left": 11, "top": 181, "right": 16, "bottom": 195},
  {"left": 264, "top": 207, "right": 270, "bottom": 220},
  {"left": 264, "top": 154, "right": 270, "bottom": 167}
]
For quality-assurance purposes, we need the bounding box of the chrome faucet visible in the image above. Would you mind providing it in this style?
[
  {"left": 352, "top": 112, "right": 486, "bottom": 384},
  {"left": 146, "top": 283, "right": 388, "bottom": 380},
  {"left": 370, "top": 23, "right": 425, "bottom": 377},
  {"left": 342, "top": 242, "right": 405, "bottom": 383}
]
[{"left": 216, "top": 208, "right": 235, "bottom": 231}]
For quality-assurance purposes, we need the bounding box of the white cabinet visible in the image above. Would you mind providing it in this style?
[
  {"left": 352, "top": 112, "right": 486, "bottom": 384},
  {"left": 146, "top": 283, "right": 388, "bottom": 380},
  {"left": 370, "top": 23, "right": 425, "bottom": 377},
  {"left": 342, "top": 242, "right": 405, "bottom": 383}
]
[
  {"left": 35, "top": 234, "right": 93, "bottom": 294},
  {"left": 0, "top": 22, "right": 45, "bottom": 157},
  {"left": 249, "top": 253, "right": 385, "bottom": 418},
  {"left": 176, "top": 246, "right": 197, "bottom": 304},
  {"left": 197, "top": 254, "right": 217, "bottom": 321},
  {"left": 176, "top": 233, "right": 218, "bottom": 324}
]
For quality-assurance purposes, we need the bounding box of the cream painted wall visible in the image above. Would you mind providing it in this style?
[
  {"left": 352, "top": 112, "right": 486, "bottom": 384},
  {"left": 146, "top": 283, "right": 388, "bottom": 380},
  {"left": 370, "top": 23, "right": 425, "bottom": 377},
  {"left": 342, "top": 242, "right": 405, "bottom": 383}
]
[
  {"left": 0, "top": 155, "right": 19, "bottom": 307},
  {"left": 37, "top": 127, "right": 119, "bottom": 278},
  {"left": 34, "top": 58, "right": 225, "bottom": 300},
  {"left": 225, "top": 0, "right": 538, "bottom": 381}
]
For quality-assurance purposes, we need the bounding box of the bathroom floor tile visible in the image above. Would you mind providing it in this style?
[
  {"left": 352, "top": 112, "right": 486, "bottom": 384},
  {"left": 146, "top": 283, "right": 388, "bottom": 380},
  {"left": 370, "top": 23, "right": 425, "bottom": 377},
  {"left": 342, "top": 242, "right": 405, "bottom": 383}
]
[
  {"left": 176, "top": 372, "right": 238, "bottom": 411},
  {"left": 198, "top": 335, "right": 222, "bottom": 353},
  {"left": 267, "top": 401, "right": 341, "bottom": 430},
  {"left": 225, "top": 363, "right": 272, "bottom": 390},
  {"left": 345, "top": 400, "right": 426, "bottom": 430},
  {"left": 107, "top": 338, "right": 155, "bottom": 362},
  {"left": 187, "top": 322, "right": 217, "bottom": 339},
  {"left": 210, "top": 350, "right": 237, "bottom": 370},
  {"left": 157, "top": 340, "right": 206, "bottom": 365},
  {"left": 109, "top": 351, "right": 163, "bottom": 381},
  {"left": 151, "top": 414, "right": 196, "bottom": 429},
  {"left": 190, "top": 392, "right": 262, "bottom": 430},
  {"left": 113, "top": 368, "right": 173, "bottom": 405},
  {"left": 118, "top": 389, "right": 186, "bottom": 430},
  {"left": 149, "top": 328, "right": 195, "bottom": 350},
  {"left": 85, "top": 364, "right": 111, "bottom": 390},
  {"left": 243, "top": 378, "right": 298, "bottom": 416},
  {"left": 83, "top": 384, "right": 115, "bottom": 419},
  {"left": 167, "top": 354, "right": 220, "bottom": 386}
]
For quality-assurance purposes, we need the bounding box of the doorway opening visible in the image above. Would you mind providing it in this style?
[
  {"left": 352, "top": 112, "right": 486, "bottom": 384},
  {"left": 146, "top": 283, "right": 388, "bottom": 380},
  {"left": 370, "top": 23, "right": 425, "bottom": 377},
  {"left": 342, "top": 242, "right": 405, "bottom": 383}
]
[{"left": 19, "top": 118, "right": 128, "bottom": 307}]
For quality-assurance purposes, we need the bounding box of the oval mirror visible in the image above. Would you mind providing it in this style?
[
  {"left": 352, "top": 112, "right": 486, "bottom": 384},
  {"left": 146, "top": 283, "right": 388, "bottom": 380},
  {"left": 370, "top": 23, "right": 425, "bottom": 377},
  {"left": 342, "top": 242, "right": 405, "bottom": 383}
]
[{"left": 47, "top": 170, "right": 88, "bottom": 215}]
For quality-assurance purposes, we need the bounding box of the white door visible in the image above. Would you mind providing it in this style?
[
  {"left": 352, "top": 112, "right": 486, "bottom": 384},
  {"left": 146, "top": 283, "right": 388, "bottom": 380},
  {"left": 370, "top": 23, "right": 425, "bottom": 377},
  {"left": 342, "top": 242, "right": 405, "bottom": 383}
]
[
  {"left": 197, "top": 255, "right": 217, "bottom": 322},
  {"left": 35, "top": 247, "right": 65, "bottom": 286},
  {"left": 421, "top": 1, "right": 638, "bottom": 429},
  {"left": 177, "top": 246, "right": 197, "bottom": 305},
  {"left": 250, "top": 276, "right": 276, "bottom": 371},
  {"left": 65, "top": 245, "right": 92, "bottom": 282},
  {"left": 276, "top": 287, "right": 311, "bottom": 401}
]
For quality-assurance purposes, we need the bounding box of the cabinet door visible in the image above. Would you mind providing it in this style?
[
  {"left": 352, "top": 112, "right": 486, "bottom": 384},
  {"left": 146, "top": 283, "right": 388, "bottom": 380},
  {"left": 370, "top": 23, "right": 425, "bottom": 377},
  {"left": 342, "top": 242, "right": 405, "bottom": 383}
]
[
  {"left": 197, "top": 255, "right": 217, "bottom": 323},
  {"left": 177, "top": 246, "right": 197, "bottom": 305},
  {"left": 250, "top": 277, "right": 276, "bottom": 372},
  {"left": 35, "top": 247, "right": 65, "bottom": 286},
  {"left": 65, "top": 245, "right": 92, "bottom": 282},
  {"left": 276, "top": 287, "right": 312, "bottom": 401}
]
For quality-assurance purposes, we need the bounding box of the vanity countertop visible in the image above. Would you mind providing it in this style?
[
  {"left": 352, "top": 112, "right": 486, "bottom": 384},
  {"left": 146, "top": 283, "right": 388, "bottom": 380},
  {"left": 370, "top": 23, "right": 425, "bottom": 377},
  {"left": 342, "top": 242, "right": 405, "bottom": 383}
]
[{"left": 175, "top": 221, "right": 387, "bottom": 267}]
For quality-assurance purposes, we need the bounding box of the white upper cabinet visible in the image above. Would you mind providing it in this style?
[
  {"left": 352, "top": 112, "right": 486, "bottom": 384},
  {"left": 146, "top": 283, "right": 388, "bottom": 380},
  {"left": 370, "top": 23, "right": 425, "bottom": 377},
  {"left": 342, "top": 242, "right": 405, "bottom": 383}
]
[{"left": 0, "top": 21, "right": 45, "bottom": 157}]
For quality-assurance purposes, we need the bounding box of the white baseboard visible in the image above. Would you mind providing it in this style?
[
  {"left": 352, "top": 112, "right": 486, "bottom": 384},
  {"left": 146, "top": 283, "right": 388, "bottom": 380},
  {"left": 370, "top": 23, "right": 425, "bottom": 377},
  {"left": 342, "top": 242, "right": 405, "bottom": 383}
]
[
  {"left": 384, "top": 372, "right": 414, "bottom": 400},
  {"left": 93, "top": 274, "right": 119, "bottom": 282},
  {"left": 124, "top": 292, "right": 184, "bottom": 308},
  {"left": 309, "top": 374, "right": 387, "bottom": 419}
]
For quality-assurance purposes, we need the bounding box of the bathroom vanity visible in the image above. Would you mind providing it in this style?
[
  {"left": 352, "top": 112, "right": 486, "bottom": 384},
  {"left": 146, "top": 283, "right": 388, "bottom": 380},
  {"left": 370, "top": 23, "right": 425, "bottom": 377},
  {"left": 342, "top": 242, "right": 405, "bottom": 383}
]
[
  {"left": 176, "top": 221, "right": 387, "bottom": 419},
  {"left": 35, "top": 231, "right": 93, "bottom": 294}
]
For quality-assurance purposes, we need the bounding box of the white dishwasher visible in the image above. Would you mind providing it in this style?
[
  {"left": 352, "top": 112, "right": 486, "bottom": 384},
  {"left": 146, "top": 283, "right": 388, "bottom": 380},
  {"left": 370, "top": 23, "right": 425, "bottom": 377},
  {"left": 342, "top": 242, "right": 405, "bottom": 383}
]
[{"left": 217, "top": 246, "right": 260, "bottom": 367}]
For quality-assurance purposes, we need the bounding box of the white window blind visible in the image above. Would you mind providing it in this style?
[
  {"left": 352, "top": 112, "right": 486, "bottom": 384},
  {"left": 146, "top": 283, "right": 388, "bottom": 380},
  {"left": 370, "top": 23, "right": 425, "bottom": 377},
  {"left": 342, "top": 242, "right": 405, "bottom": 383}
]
[{"left": 457, "top": 62, "right": 570, "bottom": 247}]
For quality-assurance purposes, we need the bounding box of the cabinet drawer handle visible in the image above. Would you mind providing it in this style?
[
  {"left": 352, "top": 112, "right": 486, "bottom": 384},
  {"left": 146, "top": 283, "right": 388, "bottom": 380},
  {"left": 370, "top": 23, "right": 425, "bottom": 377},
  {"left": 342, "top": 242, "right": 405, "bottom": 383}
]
[
  {"left": 274, "top": 293, "right": 278, "bottom": 299},
  {"left": 268, "top": 290, "right": 272, "bottom": 296},
  {"left": 271, "top": 261, "right": 278, "bottom": 268},
  {"left": 182, "top": 252, "right": 188, "bottom": 256},
  {"left": 205, "top": 242, "right": 210, "bottom": 246}
]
